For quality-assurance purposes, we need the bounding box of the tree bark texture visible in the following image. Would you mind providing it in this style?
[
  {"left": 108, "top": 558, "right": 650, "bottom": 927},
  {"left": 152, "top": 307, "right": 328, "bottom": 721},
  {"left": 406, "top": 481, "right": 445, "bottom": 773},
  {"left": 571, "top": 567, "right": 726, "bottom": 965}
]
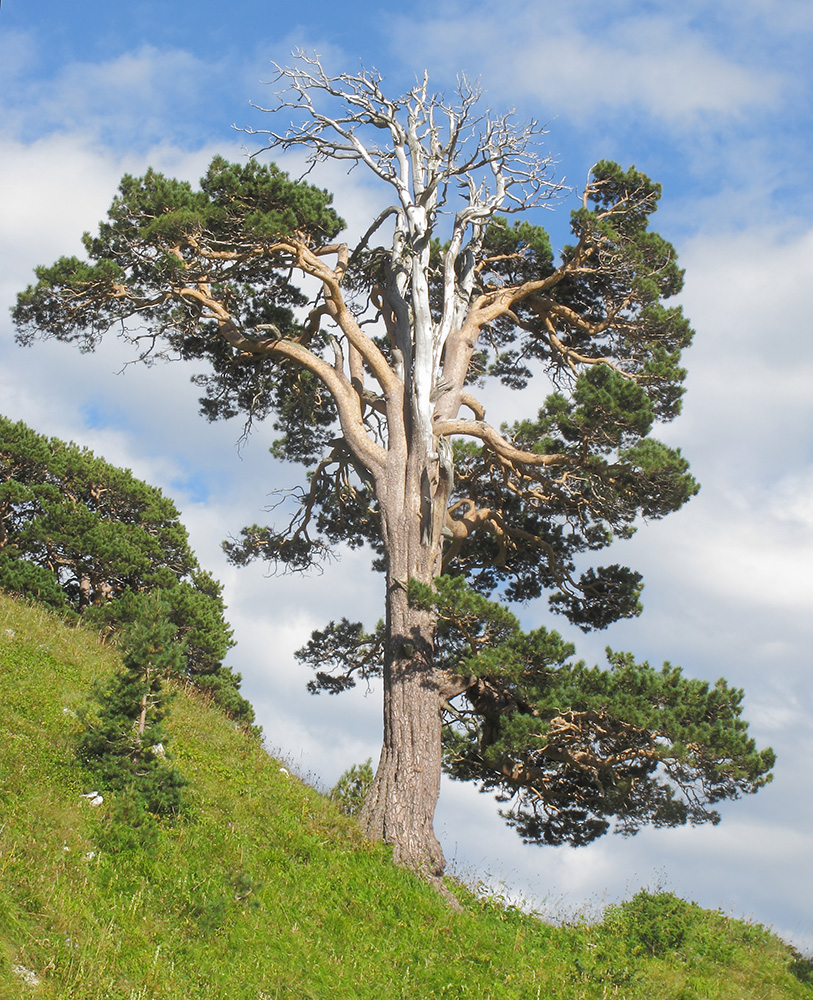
[
  {"left": 358, "top": 439, "right": 453, "bottom": 876},
  {"left": 359, "top": 586, "right": 445, "bottom": 876}
]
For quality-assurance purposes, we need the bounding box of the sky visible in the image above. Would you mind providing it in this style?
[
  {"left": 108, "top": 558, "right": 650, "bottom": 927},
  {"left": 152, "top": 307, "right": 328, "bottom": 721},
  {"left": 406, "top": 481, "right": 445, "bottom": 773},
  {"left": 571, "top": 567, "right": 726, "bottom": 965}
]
[{"left": 1, "top": 0, "right": 812, "bottom": 951}]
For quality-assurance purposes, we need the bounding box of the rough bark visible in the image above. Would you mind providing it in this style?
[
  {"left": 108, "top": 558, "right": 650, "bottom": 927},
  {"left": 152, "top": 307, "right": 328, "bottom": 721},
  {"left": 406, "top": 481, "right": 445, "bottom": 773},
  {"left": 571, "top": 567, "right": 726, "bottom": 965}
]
[
  {"left": 359, "top": 582, "right": 445, "bottom": 876},
  {"left": 358, "top": 421, "right": 454, "bottom": 876}
]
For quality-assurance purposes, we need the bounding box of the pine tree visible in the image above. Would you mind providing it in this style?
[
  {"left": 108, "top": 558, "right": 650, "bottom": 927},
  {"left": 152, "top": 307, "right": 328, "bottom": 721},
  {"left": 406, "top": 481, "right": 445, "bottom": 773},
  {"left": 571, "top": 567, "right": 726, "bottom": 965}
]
[
  {"left": 0, "top": 414, "right": 254, "bottom": 725},
  {"left": 77, "top": 592, "right": 187, "bottom": 816},
  {"left": 14, "top": 58, "right": 774, "bottom": 878}
]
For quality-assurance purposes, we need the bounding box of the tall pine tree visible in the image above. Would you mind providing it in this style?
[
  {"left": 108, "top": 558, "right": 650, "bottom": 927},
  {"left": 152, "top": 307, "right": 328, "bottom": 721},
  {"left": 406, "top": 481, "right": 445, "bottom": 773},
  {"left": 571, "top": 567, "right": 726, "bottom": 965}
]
[{"left": 14, "top": 58, "right": 774, "bottom": 879}]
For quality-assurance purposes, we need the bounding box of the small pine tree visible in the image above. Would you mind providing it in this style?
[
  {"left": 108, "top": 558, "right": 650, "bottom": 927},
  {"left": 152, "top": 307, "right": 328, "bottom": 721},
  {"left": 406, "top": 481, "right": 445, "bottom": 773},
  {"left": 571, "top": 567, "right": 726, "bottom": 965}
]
[
  {"left": 329, "top": 759, "right": 374, "bottom": 817},
  {"left": 77, "top": 592, "right": 187, "bottom": 815}
]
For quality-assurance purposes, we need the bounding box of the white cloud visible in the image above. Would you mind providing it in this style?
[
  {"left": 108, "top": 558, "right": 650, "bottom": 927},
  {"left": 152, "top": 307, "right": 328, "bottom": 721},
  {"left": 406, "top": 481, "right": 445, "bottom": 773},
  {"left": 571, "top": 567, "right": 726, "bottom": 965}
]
[
  {"left": 661, "top": 223, "right": 813, "bottom": 487},
  {"left": 656, "top": 493, "right": 813, "bottom": 615},
  {"left": 387, "top": 3, "right": 782, "bottom": 127},
  {"left": 770, "top": 471, "right": 813, "bottom": 531},
  {"left": 1, "top": 44, "right": 233, "bottom": 151}
]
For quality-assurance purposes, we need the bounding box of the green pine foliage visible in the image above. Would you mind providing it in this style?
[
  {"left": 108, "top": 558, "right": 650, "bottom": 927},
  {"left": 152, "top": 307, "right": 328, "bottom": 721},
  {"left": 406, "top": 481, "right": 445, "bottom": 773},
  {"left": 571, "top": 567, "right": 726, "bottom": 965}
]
[
  {"left": 423, "top": 577, "right": 774, "bottom": 845},
  {"left": 0, "top": 592, "right": 810, "bottom": 999},
  {"left": 0, "top": 415, "right": 196, "bottom": 613},
  {"left": 4, "top": 100, "right": 769, "bottom": 864},
  {"left": 12, "top": 157, "right": 344, "bottom": 433},
  {"left": 76, "top": 592, "right": 187, "bottom": 818},
  {"left": 329, "top": 758, "right": 374, "bottom": 816},
  {"left": 0, "top": 413, "right": 254, "bottom": 725},
  {"left": 304, "top": 576, "right": 774, "bottom": 848},
  {"left": 10, "top": 154, "right": 699, "bottom": 622}
]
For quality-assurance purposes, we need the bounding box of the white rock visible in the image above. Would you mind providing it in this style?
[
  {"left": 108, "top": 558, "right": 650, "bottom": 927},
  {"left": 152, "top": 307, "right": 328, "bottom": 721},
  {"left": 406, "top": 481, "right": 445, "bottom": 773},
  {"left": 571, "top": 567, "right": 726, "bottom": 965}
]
[{"left": 12, "top": 965, "right": 40, "bottom": 986}]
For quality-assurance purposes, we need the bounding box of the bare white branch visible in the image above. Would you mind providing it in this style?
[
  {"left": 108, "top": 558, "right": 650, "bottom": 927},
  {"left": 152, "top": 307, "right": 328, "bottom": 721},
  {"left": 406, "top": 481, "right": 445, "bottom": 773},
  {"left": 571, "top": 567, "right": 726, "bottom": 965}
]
[{"left": 241, "top": 53, "right": 567, "bottom": 461}]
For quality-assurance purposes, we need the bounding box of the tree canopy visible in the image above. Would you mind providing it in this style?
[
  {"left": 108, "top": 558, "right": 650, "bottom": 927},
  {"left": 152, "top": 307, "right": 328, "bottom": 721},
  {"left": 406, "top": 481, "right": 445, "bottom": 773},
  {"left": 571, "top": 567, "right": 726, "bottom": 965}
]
[
  {"left": 12, "top": 58, "right": 773, "bottom": 879},
  {"left": 299, "top": 578, "right": 774, "bottom": 847},
  {"left": 0, "top": 414, "right": 253, "bottom": 724}
]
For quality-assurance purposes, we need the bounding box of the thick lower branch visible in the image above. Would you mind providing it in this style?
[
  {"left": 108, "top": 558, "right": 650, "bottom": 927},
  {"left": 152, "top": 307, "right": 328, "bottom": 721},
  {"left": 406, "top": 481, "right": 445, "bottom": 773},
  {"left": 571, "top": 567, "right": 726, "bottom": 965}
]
[
  {"left": 212, "top": 318, "right": 386, "bottom": 475},
  {"left": 434, "top": 418, "right": 566, "bottom": 468}
]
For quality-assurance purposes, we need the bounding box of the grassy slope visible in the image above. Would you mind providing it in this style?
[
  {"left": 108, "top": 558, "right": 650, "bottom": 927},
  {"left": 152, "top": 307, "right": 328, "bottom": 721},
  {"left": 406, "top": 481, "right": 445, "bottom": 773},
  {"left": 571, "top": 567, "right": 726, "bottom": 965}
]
[{"left": 0, "top": 592, "right": 810, "bottom": 1000}]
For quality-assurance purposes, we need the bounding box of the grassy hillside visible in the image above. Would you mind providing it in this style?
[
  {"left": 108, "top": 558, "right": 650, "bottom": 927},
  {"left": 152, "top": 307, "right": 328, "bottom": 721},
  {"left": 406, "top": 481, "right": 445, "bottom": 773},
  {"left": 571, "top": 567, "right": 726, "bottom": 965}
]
[{"left": 1, "top": 592, "right": 810, "bottom": 1000}]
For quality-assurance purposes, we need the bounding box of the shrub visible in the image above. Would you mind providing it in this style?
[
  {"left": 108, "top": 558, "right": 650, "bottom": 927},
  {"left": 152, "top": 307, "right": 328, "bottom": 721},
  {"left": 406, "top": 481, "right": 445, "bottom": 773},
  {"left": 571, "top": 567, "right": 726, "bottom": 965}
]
[
  {"left": 76, "top": 592, "right": 187, "bottom": 817},
  {"left": 329, "top": 758, "right": 374, "bottom": 816},
  {"left": 604, "top": 891, "right": 692, "bottom": 957}
]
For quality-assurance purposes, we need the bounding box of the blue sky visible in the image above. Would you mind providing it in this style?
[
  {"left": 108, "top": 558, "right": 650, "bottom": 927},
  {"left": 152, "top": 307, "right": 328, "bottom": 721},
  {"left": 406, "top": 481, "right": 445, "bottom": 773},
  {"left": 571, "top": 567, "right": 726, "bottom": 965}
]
[{"left": 2, "top": 0, "right": 812, "bottom": 950}]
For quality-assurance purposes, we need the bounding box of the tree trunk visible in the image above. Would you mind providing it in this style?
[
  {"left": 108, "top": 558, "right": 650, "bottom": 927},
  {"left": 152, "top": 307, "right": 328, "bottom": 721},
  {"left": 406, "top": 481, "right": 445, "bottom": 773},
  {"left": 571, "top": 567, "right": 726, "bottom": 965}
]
[
  {"left": 138, "top": 675, "right": 150, "bottom": 736},
  {"left": 78, "top": 574, "right": 92, "bottom": 611},
  {"left": 359, "top": 578, "right": 446, "bottom": 877},
  {"left": 358, "top": 433, "right": 452, "bottom": 879}
]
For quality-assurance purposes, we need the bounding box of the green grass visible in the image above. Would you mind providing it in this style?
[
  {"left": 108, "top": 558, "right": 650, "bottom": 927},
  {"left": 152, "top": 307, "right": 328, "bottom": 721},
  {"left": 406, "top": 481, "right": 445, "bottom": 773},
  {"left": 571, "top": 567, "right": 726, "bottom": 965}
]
[{"left": 1, "top": 591, "right": 811, "bottom": 1000}]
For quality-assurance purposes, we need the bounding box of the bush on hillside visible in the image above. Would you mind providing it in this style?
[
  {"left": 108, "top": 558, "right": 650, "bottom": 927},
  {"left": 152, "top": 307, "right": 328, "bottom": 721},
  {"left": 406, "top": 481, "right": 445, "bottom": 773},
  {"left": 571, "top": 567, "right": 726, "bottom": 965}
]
[
  {"left": 329, "top": 758, "right": 374, "bottom": 816},
  {"left": 77, "top": 592, "right": 187, "bottom": 817}
]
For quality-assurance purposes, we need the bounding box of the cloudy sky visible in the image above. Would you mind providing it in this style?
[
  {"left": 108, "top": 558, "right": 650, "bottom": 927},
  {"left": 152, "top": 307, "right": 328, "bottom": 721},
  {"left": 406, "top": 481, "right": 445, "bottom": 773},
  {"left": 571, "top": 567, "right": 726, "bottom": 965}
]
[{"left": 2, "top": 0, "right": 812, "bottom": 950}]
